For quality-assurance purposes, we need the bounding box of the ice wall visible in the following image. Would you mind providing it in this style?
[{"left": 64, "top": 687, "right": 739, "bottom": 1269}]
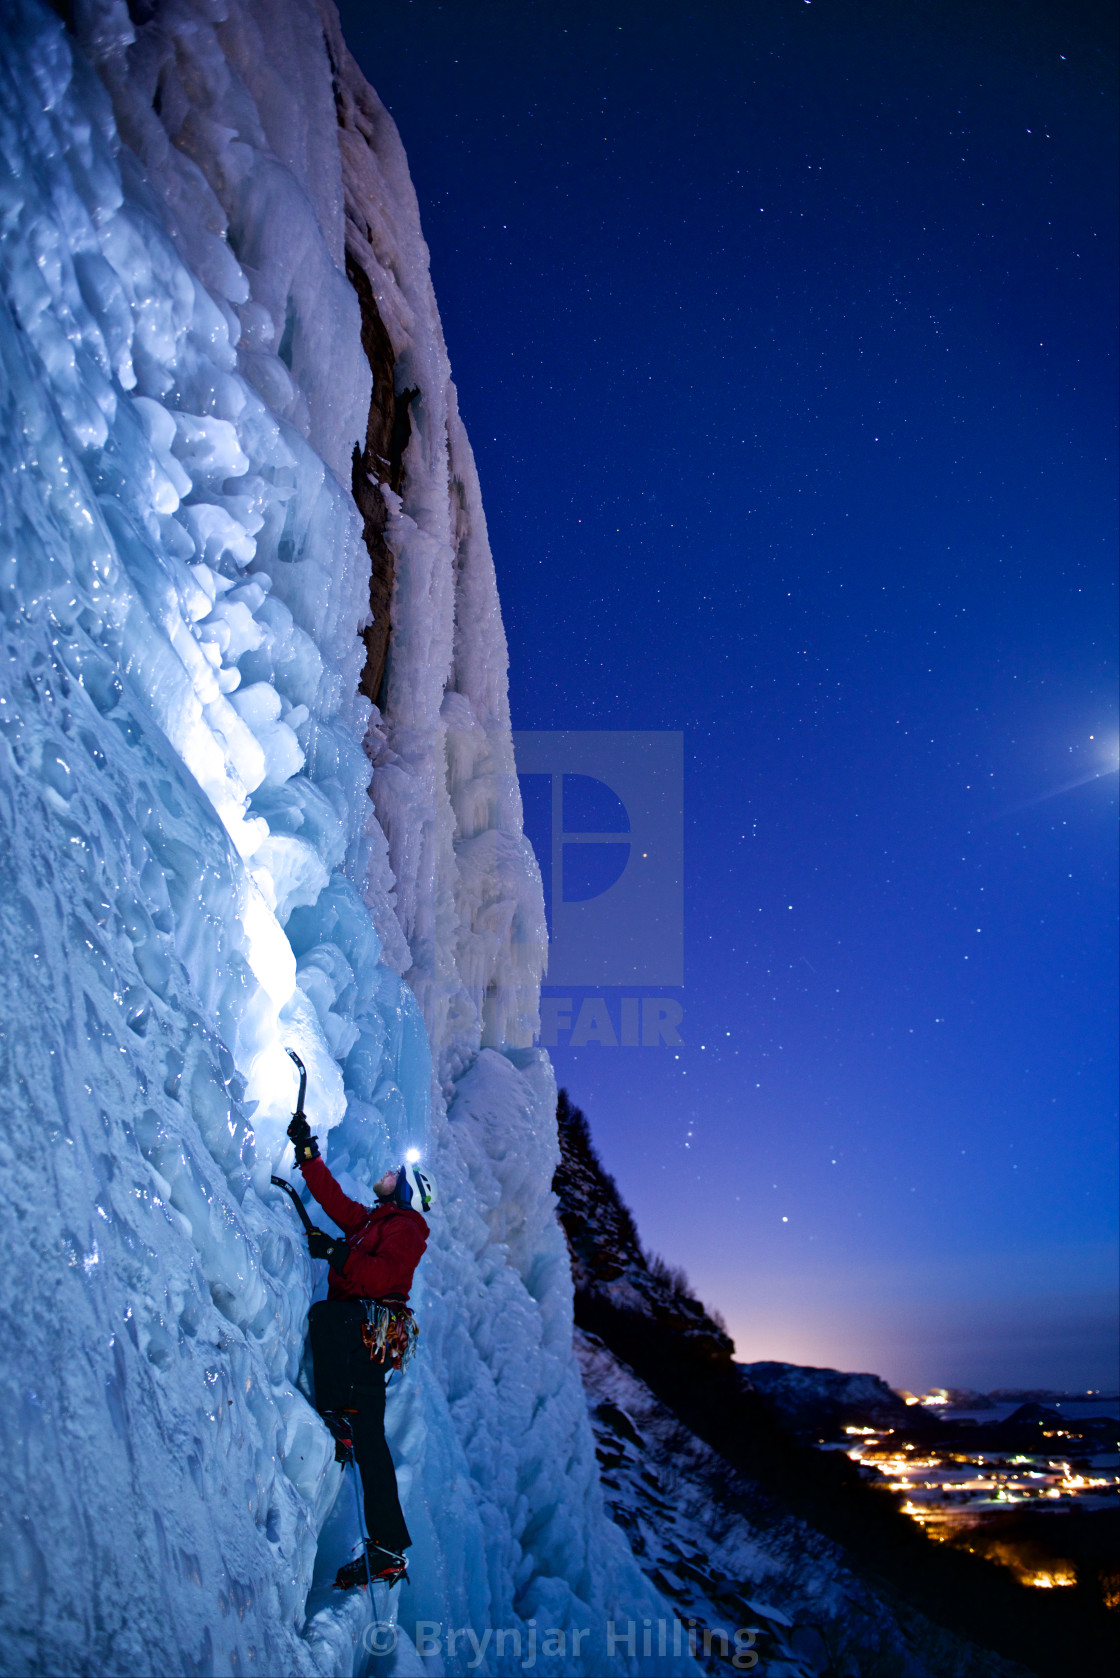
[{"left": 0, "top": 3, "right": 682, "bottom": 1673}]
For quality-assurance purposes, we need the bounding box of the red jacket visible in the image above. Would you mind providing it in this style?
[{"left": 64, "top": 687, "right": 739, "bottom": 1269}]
[{"left": 298, "top": 1156, "right": 428, "bottom": 1302}]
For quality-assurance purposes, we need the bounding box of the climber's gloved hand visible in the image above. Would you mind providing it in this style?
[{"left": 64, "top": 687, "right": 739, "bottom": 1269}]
[
  {"left": 287, "top": 1114, "right": 320, "bottom": 1164},
  {"left": 307, "top": 1228, "right": 347, "bottom": 1270}
]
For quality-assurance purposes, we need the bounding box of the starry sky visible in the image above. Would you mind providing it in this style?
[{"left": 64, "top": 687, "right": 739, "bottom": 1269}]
[{"left": 340, "top": 0, "right": 1118, "bottom": 1393}]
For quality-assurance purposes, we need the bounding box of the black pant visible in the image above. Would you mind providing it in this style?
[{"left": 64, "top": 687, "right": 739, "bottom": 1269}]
[{"left": 308, "top": 1299, "right": 412, "bottom": 1553}]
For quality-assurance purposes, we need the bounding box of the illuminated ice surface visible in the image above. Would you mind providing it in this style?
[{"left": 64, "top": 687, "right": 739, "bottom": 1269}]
[{"left": 0, "top": 2, "right": 681, "bottom": 1672}]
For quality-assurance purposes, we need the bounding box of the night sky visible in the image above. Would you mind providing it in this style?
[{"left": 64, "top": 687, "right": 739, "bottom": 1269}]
[{"left": 339, "top": 1, "right": 1118, "bottom": 1392}]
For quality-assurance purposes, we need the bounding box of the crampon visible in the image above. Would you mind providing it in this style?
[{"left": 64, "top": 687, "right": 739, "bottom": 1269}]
[{"left": 334, "top": 1541, "right": 408, "bottom": 1591}]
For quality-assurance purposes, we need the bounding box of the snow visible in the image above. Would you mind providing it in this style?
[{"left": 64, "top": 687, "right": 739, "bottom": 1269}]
[
  {"left": 576, "top": 1334, "right": 1022, "bottom": 1678},
  {"left": 0, "top": 1, "right": 682, "bottom": 1672}
]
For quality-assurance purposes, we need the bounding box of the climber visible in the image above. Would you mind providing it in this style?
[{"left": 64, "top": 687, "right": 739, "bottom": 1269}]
[{"left": 287, "top": 1101, "right": 432, "bottom": 1591}]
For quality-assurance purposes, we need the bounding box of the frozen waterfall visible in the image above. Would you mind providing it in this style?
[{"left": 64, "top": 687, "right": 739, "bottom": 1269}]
[{"left": 0, "top": 2, "right": 688, "bottom": 1672}]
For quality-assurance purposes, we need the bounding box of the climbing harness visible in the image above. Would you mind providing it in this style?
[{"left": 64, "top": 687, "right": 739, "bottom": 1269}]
[{"left": 362, "top": 1296, "right": 419, "bottom": 1372}]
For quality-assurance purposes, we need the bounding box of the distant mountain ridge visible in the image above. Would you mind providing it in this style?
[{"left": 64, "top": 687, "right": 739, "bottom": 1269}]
[{"left": 740, "top": 1360, "right": 933, "bottom": 1435}]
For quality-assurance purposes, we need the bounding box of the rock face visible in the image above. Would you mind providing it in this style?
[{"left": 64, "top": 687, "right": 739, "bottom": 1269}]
[
  {"left": 554, "top": 1089, "right": 735, "bottom": 1363},
  {"left": 740, "top": 1361, "right": 931, "bottom": 1436}
]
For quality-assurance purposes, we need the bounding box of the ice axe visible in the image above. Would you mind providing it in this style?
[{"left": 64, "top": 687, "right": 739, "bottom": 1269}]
[
  {"left": 270, "top": 1048, "right": 316, "bottom": 1234},
  {"left": 287, "top": 1047, "right": 308, "bottom": 1122},
  {"left": 270, "top": 1173, "right": 317, "bottom": 1235}
]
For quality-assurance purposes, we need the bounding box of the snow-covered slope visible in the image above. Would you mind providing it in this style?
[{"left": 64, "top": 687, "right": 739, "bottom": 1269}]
[
  {"left": 553, "top": 1090, "right": 1039, "bottom": 1678},
  {"left": 0, "top": 3, "right": 683, "bottom": 1672},
  {"left": 577, "top": 1334, "right": 1025, "bottom": 1678}
]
